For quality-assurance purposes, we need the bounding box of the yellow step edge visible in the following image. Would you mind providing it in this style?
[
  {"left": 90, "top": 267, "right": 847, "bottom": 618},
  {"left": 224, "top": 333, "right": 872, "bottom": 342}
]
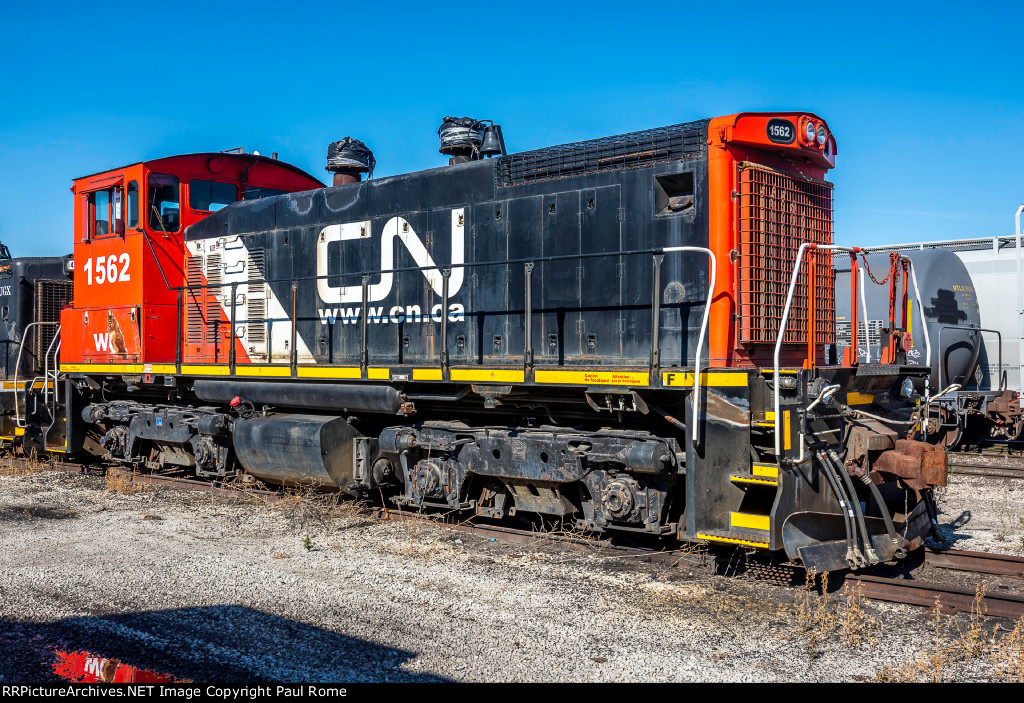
[
  {"left": 14, "top": 428, "right": 25, "bottom": 437},
  {"left": 696, "top": 533, "right": 770, "bottom": 549},
  {"left": 730, "top": 475, "right": 779, "bottom": 486},
  {"left": 752, "top": 463, "right": 780, "bottom": 478},
  {"left": 730, "top": 512, "right": 770, "bottom": 531}
]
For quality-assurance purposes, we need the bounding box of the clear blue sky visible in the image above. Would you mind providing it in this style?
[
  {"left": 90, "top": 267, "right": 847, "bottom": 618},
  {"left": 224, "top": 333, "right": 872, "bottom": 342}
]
[{"left": 2, "top": 1, "right": 1021, "bottom": 257}]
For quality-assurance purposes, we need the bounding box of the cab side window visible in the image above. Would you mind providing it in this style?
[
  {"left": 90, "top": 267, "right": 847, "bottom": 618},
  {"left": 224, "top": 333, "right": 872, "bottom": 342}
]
[
  {"left": 87, "top": 187, "right": 125, "bottom": 237},
  {"left": 126, "top": 181, "right": 139, "bottom": 228},
  {"left": 91, "top": 189, "right": 110, "bottom": 236},
  {"left": 148, "top": 174, "right": 180, "bottom": 232}
]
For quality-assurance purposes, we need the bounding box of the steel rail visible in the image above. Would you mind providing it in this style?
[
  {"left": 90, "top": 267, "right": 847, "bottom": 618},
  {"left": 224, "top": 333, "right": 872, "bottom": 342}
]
[
  {"left": 846, "top": 574, "right": 1024, "bottom": 619},
  {"left": 925, "top": 548, "right": 1024, "bottom": 578}
]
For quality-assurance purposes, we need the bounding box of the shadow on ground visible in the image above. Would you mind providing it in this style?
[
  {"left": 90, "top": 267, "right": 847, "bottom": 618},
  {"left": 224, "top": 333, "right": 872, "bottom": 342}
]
[{"left": 0, "top": 605, "right": 450, "bottom": 683}]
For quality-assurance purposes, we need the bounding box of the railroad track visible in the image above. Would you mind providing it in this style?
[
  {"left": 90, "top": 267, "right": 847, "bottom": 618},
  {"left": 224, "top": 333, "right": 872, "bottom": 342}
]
[
  {"left": 948, "top": 448, "right": 1024, "bottom": 480},
  {"left": 10, "top": 455, "right": 1024, "bottom": 620}
]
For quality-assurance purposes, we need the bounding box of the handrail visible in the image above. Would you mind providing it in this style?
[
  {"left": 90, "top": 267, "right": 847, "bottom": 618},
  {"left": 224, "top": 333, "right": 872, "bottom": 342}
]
[
  {"left": 774, "top": 245, "right": 859, "bottom": 457},
  {"left": 172, "top": 242, "right": 716, "bottom": 442},
  {"left": 13, "top": 322, "right": 59, "bottom": 427},
  {"left": 661, "top": 246, "right": 716, "bottom": 444},
  {"left": 858, "top": 270, "right": 870, "bottom": 363},
  {"left": 774, "top": 247, "right": 931, "bottom": 457}
]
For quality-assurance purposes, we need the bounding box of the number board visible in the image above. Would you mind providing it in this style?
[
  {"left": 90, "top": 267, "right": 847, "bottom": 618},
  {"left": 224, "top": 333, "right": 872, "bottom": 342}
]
[{"left": 766, "top": 118, "right": 795, "bottom": 144}]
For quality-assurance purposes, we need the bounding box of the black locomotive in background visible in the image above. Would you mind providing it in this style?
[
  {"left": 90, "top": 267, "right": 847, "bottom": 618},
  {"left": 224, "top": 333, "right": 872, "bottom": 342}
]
[{"left": 0, "top": 244, "right": 73, "bottom": 450}]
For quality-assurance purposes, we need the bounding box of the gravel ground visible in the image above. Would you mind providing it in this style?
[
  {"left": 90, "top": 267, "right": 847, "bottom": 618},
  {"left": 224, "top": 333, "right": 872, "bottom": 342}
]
[{"left": 1, "top": 467, "right": 1022, "bottom": 683}]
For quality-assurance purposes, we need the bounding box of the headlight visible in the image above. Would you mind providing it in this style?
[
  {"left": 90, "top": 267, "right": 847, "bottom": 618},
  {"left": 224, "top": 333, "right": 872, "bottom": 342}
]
[
  {"left": 901, "top": 378, "right": 915, "bottom": 399},
  {"left": 816, "top": 124, "right": 827, "bottom": 147},
  {"left": 805, "top": 121, "right": 816, "bottom": 143}
]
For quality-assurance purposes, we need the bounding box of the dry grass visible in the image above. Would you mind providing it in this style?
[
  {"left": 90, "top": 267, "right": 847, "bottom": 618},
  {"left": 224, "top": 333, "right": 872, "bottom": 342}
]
[
  {"left": 793, "top": 572, "right": 882, "bottom": 659},
  {"left": 873, "top": 582, "right": 1024, "bottom": 682},
  {"left": 104, "top": 469, "right": 142, "bottom": 495},
  {"left": 0, "top": 452, "right": 50, "bottom": 477}
]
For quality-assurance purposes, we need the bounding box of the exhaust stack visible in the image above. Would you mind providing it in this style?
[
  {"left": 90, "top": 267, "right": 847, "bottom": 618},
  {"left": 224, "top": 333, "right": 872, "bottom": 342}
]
[{"left": 326, "top": 137, "right": 376, "bottom": 186}]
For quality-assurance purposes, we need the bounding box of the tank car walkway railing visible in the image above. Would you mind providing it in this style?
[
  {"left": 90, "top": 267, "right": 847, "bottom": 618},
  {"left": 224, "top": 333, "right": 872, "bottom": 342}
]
[
  {"left": 773, "top": 245, "right": 932, "bottom": 459},
  {"left": 171, "top": 246, "right": 717, "bottom": 442}
]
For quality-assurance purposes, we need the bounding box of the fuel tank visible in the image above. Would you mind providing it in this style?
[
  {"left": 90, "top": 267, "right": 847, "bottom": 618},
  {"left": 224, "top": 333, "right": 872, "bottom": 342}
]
[
  {"left": 835, "top": 248, "right": 981, "bottom": 390},
  {"left": 232, "top": 413, "right": 371, "bottom": 491}
]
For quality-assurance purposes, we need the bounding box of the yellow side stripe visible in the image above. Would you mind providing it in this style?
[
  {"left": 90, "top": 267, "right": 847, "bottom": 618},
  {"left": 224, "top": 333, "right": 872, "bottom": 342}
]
[
  {"left": 1, "top": 381, "right": 51, "bottom": 391},
  {"left": 450, "top": 369, "right": 525, "bottom": 383},
  {"left": 180, "top": 365, "right": 231, "bottom": 376},
  {"left": 535, "top": 370, "right": 649, "bottom": 386},
  {"left": 367, "top": 368, "right": 390, "bottom": 380},
  {"left": 662, "top": 371, "right": 748, "bottom": 387},
  {"left": 412, "top": 368, "right": 443, "bottom": 381},
  {"left": 235, "top": 366, "right": 292, "bottom": 378},
  {"left": 298, "top": 367, "right": 361, "bottom": 379},
  {"left": 62, "top": 364, "right": 144, "bottom": 373}
]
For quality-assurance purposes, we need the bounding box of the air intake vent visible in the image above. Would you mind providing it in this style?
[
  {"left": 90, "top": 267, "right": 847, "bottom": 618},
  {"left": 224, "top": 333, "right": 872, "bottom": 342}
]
[
  {"left": 33, "top": 279, "right": 73, "bottom": 365},
  {"left": 496, "top": 120, "right": 707, "bottom": 187}
]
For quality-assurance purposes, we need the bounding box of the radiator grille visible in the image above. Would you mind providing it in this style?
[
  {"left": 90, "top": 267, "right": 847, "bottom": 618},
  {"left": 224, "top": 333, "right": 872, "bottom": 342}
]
[
  {"left": 205, "top": 254, "right": 222, "bottom": 347},
  {"left": 247, "top": 248, "right": 267, "bottom": 344},
  {"left": 737, "top": 163, "right": 835, "bottom": 345},
  {"left": 497, "top": 120, "right": 707, "bottom": 187},
  {"left": 186, "top": 257, "right": 205, "bottom": 343},
  {"left": 33, "top": 279, "right": 73, "bottom": 362}
]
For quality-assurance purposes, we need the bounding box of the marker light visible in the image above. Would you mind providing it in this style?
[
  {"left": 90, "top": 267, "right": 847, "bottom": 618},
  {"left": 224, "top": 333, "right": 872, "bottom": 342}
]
[{"left": 816, "top": 124, "right": 827, "bottom": 147}]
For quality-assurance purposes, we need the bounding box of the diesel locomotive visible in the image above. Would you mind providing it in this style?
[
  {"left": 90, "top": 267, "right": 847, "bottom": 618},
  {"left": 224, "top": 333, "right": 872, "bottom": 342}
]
[{"left": 4, "top": 112, "right": 950, "bottom": 572}]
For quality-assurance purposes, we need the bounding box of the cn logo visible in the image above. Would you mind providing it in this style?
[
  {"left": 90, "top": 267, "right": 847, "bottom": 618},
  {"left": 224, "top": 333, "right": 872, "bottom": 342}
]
[
  {"left": 316, "top": 208, "right": 465, "bottom": 305},
  {"left": 93, "top": 333, "right": 112, "bottom": 352}
]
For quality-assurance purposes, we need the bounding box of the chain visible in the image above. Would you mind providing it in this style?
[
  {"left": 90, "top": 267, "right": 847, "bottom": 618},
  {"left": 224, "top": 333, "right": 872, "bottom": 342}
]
[{"left": 860, "top": 251, "right": 900, "bottom": 286}]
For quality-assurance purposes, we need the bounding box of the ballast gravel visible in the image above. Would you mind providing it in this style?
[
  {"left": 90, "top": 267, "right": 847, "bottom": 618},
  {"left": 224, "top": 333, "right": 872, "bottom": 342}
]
[{"left": 0, "top": 468, "right": 1022, "bottom": 683}]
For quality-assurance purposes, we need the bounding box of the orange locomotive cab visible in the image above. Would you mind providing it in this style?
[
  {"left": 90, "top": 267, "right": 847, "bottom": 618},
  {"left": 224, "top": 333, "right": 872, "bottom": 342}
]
[
  {"left": 705, "top": 112, "right": 837, "bottom": 369},
  {"left": 61, "top": 154, "right": 323, "bottom": 371}
]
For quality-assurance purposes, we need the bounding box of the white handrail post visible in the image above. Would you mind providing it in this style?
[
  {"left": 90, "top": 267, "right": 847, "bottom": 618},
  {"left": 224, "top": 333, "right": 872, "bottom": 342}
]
[{"left": 661, "top": 246, "right": 716, "bottom": 444}]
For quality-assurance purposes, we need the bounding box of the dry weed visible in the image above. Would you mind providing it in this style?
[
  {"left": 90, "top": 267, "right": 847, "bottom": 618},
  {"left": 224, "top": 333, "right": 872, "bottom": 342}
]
[
  {"left": 0, "top": 453, "right": 46, "bottom": 477},
  {"left": 793, "top": 572, "right": 880, "bottom": 657},
  {"left": 105, "top": 470, "right": 142, "bottom": 495},
  {"left": 990, "top": 616, "right": 1024, "bottom": 682}
]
